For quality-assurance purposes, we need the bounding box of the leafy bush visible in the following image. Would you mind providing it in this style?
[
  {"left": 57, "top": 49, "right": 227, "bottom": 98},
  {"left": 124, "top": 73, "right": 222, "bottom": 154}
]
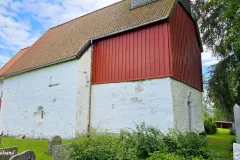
[
  {"left": 175, "top": 132, "right": 213, "bottom": 159},
  {"left": 147, "top": 152, "right": 205, "bottom": 160},
  {"left": 69, "top": 131, "right": 138, "bottom": 160},
  {"left": 69, "top": 132, "right": 121, "bottom": 160},
  {"left": 199, "top": 132, "right": 207, "bottom": 137},
  {"left": 204, "top": 118, "right": 217, "bottom": 134},
  {"left": 69, "top": 123, "right": 214, "bottom": 160},
  {"left": 147, "top": 152, "right": 185, "bottom": 160},
  {"left": 120, "top": 123, "right": 167, "bottom": 159}
]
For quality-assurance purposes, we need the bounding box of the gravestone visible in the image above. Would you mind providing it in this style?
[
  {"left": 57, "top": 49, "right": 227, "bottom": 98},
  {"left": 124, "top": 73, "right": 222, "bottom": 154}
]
[
  {"left": 0, "top": 131, "right": 3, "bottom": 136},
  {"left": 0, "top": 138, "right": 1, "bottom": 144},
  {"left": 234, "top": 104, "right": 240, "bottom": 143},
  {"left": 233, "top": 104, "right": 240, "bottom": 160},
  {"left": 15, "top": 134, "right": 25, "bottom": 139},
  {"left": 52, "top": 144, "right": 70, "bottom": 160},
  {"left": 0, "top": 147, "right": 18, "bottom": 160},
  {"left": 234, "top": 143, "right": 240, "bottom": 160},
  {"left": 47, "top": 136, "right": 62, "bottom": 155},
  {"left": 232, "top": 122, "right": 236, "bottom": 133},
  {"left": 9, "top": 150, "right": 35, "bottom": 160}
]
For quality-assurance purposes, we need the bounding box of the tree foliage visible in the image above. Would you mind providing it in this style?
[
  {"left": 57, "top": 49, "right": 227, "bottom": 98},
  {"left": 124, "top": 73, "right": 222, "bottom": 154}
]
[{"left": 192, "top": 0, "right": 240, "bottom": 120}]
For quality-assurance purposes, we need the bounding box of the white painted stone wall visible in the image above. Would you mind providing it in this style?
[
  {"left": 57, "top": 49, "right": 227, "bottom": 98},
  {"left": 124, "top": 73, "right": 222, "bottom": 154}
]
[
  {"left": 171, "top": 79, "right": 204, "bottom": 132},
  {"left": 0, "top": 82, "right": 3, "bottom": 132},
  {"left": 0, "top": 47, "right": 92, "bottom": 139},
  {"left": 0, "top": 61, "right": 79, "bottom": 139},
  {"left": 91, "top": 78, "right": 174, "bottom": 132},
  {"left": 75, "top": 47, "right": 92, "bottom": 135},
  {"left": 0, "top": 83, "right": 2, "bottom": 92}
]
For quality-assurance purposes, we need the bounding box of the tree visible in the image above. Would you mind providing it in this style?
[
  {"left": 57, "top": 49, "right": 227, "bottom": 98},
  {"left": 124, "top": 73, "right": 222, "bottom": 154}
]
[{"left": 192, "top": 0, "right": 240, "bottom": 120}]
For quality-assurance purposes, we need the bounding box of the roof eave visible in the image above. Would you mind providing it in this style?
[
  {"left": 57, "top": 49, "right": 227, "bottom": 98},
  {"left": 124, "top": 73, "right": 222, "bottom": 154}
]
[
  {"left": 0, "top": 56, "right": 77, "bottom": 79},
  {"left": 92, "top": 16, "right": 169, "bottom": 42}
]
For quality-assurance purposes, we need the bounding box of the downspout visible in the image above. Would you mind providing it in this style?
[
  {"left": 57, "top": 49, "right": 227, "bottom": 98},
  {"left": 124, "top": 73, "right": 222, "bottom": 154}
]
[{"left": 87, "top": 39, "right": 94, "bottom": 136}]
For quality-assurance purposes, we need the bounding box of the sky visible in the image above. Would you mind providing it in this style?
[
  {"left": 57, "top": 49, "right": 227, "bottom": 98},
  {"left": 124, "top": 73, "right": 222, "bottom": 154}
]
[{"left": 0, "top": 0, "right": 219, "bottom": 74}]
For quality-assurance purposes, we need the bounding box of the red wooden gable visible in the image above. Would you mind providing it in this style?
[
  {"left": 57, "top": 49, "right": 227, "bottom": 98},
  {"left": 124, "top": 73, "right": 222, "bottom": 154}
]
[{"left": 92, "top": 4, "right": 203, "bottom": 91}]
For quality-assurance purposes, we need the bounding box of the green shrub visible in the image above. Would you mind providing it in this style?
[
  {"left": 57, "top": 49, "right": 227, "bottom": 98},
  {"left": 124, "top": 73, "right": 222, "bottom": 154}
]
[
  {"left": 69, "top": 123, "right": 214, "bottom": 160},
  {"left": 69, "top": 131, "right": 138, "bottom": 160},
  {"left": 147, "top": 152, "right": 206, "bottom": 160},
  {"left": 199, "top": 132, "right": 207, "bottom": 137},
  {"left": 175, "top": 132, "right": 213, "bottom": 159},
  {"left": 147, "top": 152, "right": 185, "bottom": 160},
  {"left": 121, "top": 124, "right": 214, "bottom": 159},
  {"left": 120, "top": 123, "right": 167, "bottom": 159},
  {"left": 69, "top": 132, "right": 120, "bottom": 160},
  {"left": 204, "top": 118, "right": 217, "bottom": 134}
]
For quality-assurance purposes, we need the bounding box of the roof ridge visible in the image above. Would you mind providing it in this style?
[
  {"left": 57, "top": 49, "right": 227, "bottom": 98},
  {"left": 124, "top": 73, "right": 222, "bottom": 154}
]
[{"left": 49, "top": 0, "right": 127, "bottom": 30}]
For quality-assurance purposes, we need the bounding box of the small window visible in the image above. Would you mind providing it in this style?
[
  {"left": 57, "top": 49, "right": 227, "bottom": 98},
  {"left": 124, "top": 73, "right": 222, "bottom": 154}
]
[{"left": 35, "top": 106, "right": 44, "bottom": 122}]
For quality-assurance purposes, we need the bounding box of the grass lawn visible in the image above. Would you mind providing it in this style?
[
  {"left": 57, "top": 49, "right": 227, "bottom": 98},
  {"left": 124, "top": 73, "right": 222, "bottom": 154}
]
[
  {"left": 207, "top": 128, "right": 235, "bottom": 159},
  {"left": 0, "top": 128, "right": 235, "bottom": 160},
  {"left": 0, "top": 137, "right": 71, "bottom": 160}
]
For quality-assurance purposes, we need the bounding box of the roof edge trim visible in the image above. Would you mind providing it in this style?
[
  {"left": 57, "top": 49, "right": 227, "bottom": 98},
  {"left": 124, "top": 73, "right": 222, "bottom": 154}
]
[
  {"left": 92, "top": 16, "right": 169, "bottom": 41},
  {"left": 1, "top": 56, "right": 77, "bottom": 79},
  {"left": 76, "top": 40, "right": 92, "bottom": 58}
]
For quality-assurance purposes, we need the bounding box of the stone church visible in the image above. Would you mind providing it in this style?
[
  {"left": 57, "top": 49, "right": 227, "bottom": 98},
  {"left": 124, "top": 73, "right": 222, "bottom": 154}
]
[{"left": 0, "top": 0, "right": 204, "bottom": 139}]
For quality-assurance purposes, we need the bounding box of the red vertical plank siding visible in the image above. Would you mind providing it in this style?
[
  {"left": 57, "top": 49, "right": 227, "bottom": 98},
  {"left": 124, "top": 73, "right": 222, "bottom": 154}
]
[
  {"left": 154, "top": 25, "right": 160, "bottom": 76},
  {"left": 145, "top": 28, "right": 151, "bottom": 77},
  {"left": 169, "top": 4, "right": 203, "bottom": 91},
  {"left": 92, "top": 22, "right": 171, "bottom": 84}
]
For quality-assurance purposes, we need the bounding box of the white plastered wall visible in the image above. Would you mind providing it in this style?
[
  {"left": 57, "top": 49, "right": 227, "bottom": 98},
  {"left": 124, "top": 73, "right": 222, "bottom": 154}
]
[
  {"left": 0, "top": 61, "right": 80, "bottom": 139},
  {"left": 0, "top": 82, "right": 3, "bottom": 131},
  {"left": 0, "top": 47, "right": 92, "bottom": 139},
  {"left": 75, "top": 47, "right": 92, "bottom": 136},
  {"left": 91, "top": 78, "right": 174, "bottom": 132},
  {"left": 171, "top": 78, "right": 204, "bottom": 132}
]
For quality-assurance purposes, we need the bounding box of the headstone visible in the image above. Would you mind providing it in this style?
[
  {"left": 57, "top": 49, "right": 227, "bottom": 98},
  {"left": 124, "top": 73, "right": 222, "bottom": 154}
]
[
  {"left": 234, "top": 104, "right": 240, "bottom": 143},
  {"left": 0, "top": 138, "right": 1, "bottom": 144},
  {"left": 0, "top": 131, "right": 3, "bottom": 136},
  {"left": 234, "top": 143, "right": 240, "bottom": 160},
  {"left": 52, "top": 144, "right": 70, "bottom": 160},
  {"left": 232, "top": 122, "right": 236, "bottom": 133},
  {"left": 0, "top": 147, "right": 18, "bottom": 160},
  {"left": 15, "top": 134, "right": 25, "bottom": 139},
  {"left": 47, "top": 136, "right": 62, "bottom": 155},
  {"left": 9, "top": 150, "right": 35, "bottom": 160}
]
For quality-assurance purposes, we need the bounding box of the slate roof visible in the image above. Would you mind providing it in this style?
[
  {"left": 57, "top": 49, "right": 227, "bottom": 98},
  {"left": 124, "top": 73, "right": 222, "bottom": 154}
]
[{"left": 1, "top": 0, "right": 176, "bottom": 77}]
